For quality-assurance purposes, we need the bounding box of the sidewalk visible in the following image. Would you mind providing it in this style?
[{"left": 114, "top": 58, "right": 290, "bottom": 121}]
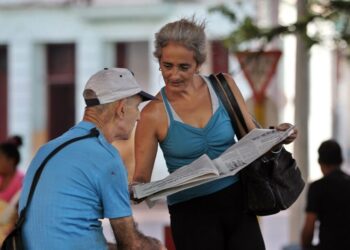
[{"left": 103, "top": 200, "right": 293, "bottom": 250}]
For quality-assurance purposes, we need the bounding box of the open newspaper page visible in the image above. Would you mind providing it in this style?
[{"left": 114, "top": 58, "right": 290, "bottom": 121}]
[
  {"left": 214, "top": 126, "right": 295, "bottom": 175},
  {"left": 132, "top": 154, "right": 219, "bottom": 199},
  {"left": 132, "top": 127, "right": 295, "bottom": 203}
]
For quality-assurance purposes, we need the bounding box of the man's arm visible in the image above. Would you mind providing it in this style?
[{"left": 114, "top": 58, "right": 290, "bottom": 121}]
[
  {"left": 301, "top": 212, "right": 317, "bottom": 249},
  {"left": 110, "top": 216, "right": 165, "bottom": 250}
]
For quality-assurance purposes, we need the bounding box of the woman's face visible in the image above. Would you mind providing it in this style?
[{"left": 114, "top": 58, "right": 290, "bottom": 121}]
[{"left": 159, "top": 42, "right": 199, "bottom": 90}]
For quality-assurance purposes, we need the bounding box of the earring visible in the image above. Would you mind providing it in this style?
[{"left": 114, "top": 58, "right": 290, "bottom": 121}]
[{"left": 159, "top": 67, "right": 161, "bottom": 71}]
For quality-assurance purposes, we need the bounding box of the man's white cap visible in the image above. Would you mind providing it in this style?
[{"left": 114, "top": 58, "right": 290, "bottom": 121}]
[{"left": 83, "top": 68, "right": 155, "bottom": 107}]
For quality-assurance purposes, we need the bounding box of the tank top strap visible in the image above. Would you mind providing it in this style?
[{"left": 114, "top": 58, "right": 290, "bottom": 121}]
[
  {"left": 200, "top": 75, "right": 220, "bottom": 114},
  {"left": 160, "top": 87, "right": 175, "bottom": 125},
  {"left": 201, "top": 75, "right": 219, "bottom": 113}
]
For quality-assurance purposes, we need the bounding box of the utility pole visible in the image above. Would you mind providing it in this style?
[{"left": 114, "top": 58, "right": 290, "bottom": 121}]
[{"left": 290, "top": 0, "right": 309, "bottom": 243}]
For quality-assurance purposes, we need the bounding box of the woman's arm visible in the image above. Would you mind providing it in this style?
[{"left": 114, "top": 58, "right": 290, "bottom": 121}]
[
  {"left": 222, "top": 73, "right": 297, "bottom": 147},
  {"left": 133, "top": 101, "right": 163, "bottom": 184},
  {"left": 301, "top": 212, "right": 317, "bottom": 249}
]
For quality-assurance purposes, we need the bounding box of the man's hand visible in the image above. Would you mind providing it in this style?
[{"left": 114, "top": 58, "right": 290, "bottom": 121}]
[
  {"left": 110, "top": 216, "right": 167, "bottom": 250},
  {"left": 140, "top": 235, "right": 167, "bottom": 250}
]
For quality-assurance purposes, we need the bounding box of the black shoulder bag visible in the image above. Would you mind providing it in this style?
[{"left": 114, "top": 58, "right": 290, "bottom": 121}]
[
  {"left": 209, "top": 73, "right": 305, "bottom": 216},
  {"left": 1, "top": 128, "right": 99, "bottom": 250}
]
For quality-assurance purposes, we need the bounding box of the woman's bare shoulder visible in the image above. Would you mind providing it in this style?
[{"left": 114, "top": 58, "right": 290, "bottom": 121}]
[
  {"left": 220, "top": 73, "right": 241, "bottom": 94},
  {"left": 141, "top": 93, "right": 165, "bottom": 121},
  {"left": 138, "top": 92, "right": 168, "bottom": 139}
]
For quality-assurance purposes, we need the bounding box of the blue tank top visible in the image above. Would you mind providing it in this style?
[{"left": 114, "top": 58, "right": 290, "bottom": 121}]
[{"left": 160, "top": 75, "right": 239, "bottom": 205}]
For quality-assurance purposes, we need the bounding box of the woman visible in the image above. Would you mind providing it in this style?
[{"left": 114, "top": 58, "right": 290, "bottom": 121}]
[
  {"left": 132, "top": 18, "right": 297, "bottom": 250},
  {"left": 0, "top": 135, "right": 24, "bottom": 203},
  {"left": 0, "top": 135, "right": 24, "bottom": 244}
]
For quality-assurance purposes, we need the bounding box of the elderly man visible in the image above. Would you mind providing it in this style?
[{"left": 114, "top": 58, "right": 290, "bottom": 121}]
[{"left": 18, "top": 68, "right": 165, "bottom": 250}]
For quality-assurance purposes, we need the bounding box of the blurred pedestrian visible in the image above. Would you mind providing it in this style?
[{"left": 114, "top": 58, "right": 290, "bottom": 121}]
[
  {"left": 0, "top": 135, "right": 24, "bottom": 244},
  {"left": 0, "top": 135, "right": 24, "bottom": 203},
  {"left": 301, "top": 139, "right": 350, "bottom": 250}
]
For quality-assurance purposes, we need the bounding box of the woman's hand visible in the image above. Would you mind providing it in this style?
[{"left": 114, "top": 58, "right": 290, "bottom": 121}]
[
  {"left": 269, "top": 123, "right": 297, "bottom": 154},
  {"left": 276, "top": 123, "right": 298, "bottom": 145},
  {"left": 129, "top": 181, "right": 146, "bottom": 204}
]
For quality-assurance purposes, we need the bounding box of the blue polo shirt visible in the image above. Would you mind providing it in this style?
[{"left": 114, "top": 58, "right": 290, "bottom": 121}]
[{"left": 19, "top": 121, "right": 132, "bottom": 250}]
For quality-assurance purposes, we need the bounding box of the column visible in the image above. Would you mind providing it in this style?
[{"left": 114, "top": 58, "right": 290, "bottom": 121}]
[
  {"left": 8, "top": 41, "right": 34, "bottom": 170},
  {"left": 76, "top": 36, "right": 105, "bottom": 121}
]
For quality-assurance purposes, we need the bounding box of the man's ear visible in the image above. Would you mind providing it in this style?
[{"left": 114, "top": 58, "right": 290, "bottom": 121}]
[{"left": 115, "top": 99, "right": 126, "bottom": 118}]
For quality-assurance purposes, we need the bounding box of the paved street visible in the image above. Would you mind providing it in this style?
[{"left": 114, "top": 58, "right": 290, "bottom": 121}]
[{"left": 102, "top": 201, "right": 297, "bottom": 250}]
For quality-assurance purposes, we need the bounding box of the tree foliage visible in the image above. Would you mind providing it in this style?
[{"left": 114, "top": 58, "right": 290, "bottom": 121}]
[{"left": 209, "top": 0, "right": 350, "bottom": 52}]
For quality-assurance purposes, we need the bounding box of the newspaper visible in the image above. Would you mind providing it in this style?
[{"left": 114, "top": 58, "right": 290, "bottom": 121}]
[{"left": 132, "top": 126, "right": 295, "bottom": 204}]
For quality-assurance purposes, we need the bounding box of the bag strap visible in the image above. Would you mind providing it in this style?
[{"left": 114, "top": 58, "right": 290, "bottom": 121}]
[
  {"left": 208, "top": 73, "right": 248, "bottom": 139},
  {"left": 16, "top": 127, "right": 99, "bottom": 228}
]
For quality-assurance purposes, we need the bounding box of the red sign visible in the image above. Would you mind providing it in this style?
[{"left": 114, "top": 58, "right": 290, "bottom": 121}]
[{"left": 236, "top": 50, "right": 282, "bottom": 103}]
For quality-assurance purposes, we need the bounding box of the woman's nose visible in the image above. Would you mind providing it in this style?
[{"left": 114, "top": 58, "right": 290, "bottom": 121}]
[{"left": 168, "top": 68, "right": 181, "bottom": 80}]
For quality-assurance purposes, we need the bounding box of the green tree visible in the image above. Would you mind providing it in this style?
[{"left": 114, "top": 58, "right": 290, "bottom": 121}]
[{"left": 210, "top": 0, "right": 350, "bottom": 54}]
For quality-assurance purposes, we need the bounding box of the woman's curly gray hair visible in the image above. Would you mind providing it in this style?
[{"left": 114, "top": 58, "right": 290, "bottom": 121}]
[{"left": 153, "top": 17, "right": 207, "bottom": 65}]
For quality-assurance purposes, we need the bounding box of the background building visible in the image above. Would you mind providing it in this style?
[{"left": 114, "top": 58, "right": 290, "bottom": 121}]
[{"left": 0, "top": 0, "right": 349, "bottom": 249}]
